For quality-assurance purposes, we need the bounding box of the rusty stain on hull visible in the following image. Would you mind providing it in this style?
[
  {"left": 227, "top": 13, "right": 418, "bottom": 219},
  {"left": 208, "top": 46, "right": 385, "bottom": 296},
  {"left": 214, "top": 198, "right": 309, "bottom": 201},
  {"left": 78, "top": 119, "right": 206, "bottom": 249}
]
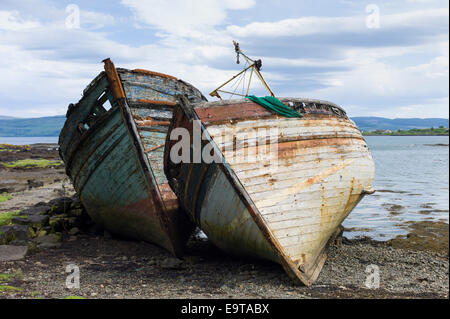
[
  {"left": 165, "top": 96, "right": 375, "bottom": 285},
  {"left": 137, "top": 99, "right": 177, "bottom": 106},
  {"left": 133, "top": 69, "right": 178, "bottom": 80}
]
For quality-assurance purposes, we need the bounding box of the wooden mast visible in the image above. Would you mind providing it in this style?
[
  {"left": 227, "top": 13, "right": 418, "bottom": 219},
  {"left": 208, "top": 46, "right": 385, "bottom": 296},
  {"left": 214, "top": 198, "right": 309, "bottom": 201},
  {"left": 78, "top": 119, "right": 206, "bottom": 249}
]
[{"left": 209, "top": 41, "right": 275, "bottom": 99}]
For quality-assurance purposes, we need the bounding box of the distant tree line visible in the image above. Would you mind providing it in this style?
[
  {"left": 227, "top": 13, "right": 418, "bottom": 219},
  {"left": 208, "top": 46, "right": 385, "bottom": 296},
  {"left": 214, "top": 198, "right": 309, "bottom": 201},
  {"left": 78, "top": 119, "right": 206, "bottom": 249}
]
[{"left": 362, "top": 126, "right": 449, "bottom": 136}]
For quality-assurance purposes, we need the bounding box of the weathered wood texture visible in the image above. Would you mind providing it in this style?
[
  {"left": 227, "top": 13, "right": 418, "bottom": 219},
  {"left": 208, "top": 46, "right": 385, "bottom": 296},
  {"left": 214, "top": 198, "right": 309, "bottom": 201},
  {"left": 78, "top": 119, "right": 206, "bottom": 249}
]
[
  {"left": 165, "top": 97, "right": 375, "bottom": 285},
  {"left": 119, "top": 69, "right": 206, "bottom": 185},
  {"left": 59, "top": 63, "right": 205, "bottom": 256}
]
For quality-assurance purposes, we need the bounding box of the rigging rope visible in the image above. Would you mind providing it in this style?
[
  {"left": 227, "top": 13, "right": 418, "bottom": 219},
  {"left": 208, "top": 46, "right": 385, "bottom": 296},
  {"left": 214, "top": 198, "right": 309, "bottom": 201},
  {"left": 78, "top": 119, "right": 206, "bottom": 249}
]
[{"left": 228, "top": 61, "right": 248, "bottom": 99}]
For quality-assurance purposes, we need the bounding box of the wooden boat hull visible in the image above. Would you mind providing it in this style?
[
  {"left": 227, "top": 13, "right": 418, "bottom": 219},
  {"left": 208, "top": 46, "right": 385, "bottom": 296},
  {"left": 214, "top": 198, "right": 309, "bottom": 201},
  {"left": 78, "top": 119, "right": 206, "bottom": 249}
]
[
  {"left": 164, "top": 97, "right": 375, "bottom": 285},
  {"left": 58, "top": 60, "right": 206, "bottom": 256}
]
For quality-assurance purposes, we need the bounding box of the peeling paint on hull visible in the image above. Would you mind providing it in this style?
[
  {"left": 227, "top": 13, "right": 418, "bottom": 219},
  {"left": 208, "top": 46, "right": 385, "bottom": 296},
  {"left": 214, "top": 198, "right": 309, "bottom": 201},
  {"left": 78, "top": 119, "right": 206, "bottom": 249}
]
[
  {"left": 165, "top": 97, "right": 375, "bottom": 285},
  {"left": 59, "top": 60, "right": 206, "bottom": 256}
]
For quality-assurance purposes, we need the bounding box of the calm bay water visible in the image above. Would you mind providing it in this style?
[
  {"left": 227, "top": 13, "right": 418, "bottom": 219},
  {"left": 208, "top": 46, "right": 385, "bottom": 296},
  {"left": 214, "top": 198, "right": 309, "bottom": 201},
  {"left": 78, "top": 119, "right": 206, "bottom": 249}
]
[
  {"left": 0, "top": 136, "right": 58, "bottom": 144},
  {"left": 1, "top": 135, "right": 448, "bottom": 240},
  {"left": 343, "top": 135, "right": 449, "bottom": 240}
]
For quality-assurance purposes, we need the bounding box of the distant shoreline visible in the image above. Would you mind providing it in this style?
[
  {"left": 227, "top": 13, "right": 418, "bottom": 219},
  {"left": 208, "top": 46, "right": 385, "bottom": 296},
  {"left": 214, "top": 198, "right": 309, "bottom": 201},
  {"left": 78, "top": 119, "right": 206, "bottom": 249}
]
[{"left": 362, "top": 127, "right": 449, "bottom": 136}]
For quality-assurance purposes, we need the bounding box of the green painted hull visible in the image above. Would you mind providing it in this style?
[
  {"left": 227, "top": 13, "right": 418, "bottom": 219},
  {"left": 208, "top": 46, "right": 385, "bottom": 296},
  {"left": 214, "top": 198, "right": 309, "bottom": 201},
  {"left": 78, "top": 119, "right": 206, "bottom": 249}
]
[{"left": 59, "top": 66, "right": 206, "bottom": 256}]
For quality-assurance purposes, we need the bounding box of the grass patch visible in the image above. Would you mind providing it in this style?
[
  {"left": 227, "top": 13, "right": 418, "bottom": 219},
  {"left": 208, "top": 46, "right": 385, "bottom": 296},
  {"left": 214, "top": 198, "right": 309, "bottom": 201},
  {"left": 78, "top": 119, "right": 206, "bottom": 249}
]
[
  {"left": 0, "top": 193, "right": 12, "bottom": 203},
  {"left": 0, "top": 274, "right": 16, "bottom": 282},
  {"left": 0, "top": 144, "right": 30, "bottom": 152},
  {"left": 31, "top": 291, "right": 43, "bottom": 298},
  {"left": 0, "top": 271, "right": 23, "bottom": 283},
  {"left": 0, "top": 158, "right": 62, "bottom": 169},
  {"left": 0, "top": 210, "right": 21, "bottom": 226},
  {"left": 0, "top": 285, "right": 22, "bottom": 292},
  {"left": 64, "top": 296, "right": 87, "bottom": 299},
  {"left": 0, "top": 144, "right": 29, "bottom": 148}
]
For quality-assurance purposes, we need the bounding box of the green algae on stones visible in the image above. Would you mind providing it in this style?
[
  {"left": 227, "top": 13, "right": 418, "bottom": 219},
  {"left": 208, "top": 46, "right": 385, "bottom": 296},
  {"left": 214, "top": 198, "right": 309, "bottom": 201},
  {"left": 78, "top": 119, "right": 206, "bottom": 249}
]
[
  {"left": 0, "top": 211, "right": 22, "bottom": 226},
  {"left": 0, "top": 285, "right": 22, "bottom": 292},
  {"left": 0, "top": 193, "right": 12, "bottom": 203},
  {"left": 0, "top": 271, "right": 23, "bottom": 283},
  {"left": 0, "top": 158, "right": 63, "bottom": 169}
]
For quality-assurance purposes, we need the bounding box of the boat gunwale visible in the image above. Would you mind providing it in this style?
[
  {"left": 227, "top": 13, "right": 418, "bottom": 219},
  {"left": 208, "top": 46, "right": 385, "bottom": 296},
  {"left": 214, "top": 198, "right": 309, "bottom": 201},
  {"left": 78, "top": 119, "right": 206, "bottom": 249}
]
[
  {"left": 191, "top": 98, "right": 350, "bottom": 128},
  {"left": 190, "top": 97, "right": 347, "bottom": 115}
]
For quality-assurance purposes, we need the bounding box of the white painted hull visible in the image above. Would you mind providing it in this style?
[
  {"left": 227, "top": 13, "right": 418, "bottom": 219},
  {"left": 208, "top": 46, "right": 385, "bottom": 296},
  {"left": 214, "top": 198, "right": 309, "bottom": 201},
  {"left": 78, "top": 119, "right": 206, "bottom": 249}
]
[{"left": 165, "top": 97, "right": 375, "bottom": 285}]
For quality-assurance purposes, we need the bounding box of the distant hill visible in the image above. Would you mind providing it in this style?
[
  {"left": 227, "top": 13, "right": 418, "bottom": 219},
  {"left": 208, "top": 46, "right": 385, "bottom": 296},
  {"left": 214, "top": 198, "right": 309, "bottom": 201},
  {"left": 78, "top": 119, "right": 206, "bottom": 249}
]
[
  {"left": 0, "top": 115, "right": 66, "bottom": 137},
  {"left": 0, "top": 116, "right": 17, "bottom": 120},
  {"left": 0, "top": 115, "right": 448, "bottom": 137},
  {"left": 351, "top": 117, "right": 449, "bottom": 132}
]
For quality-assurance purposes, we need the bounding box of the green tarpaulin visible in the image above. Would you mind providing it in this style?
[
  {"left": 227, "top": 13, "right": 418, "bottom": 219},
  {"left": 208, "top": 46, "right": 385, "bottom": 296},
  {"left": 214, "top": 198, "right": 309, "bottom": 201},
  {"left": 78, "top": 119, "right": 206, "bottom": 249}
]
[{"left": 245, "top": 95, "right": 303, "bottom": 118}]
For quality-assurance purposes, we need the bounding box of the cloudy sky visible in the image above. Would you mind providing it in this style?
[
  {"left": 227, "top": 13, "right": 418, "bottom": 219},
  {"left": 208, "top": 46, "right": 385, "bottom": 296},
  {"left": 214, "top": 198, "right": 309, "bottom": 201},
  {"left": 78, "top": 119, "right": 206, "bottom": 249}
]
[{"left": 0, "top": 0, "right": 448, "bottom": 118}]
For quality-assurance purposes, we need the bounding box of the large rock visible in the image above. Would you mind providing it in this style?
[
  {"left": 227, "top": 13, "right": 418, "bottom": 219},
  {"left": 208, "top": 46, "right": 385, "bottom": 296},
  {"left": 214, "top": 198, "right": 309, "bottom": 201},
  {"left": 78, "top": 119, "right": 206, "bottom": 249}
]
[
  {"left": 49, "top": 214, "right": 78, "bottom": 232},
  {"left": 9, "top": 239, "right": 28, "bottom": 246},
  {"left": 0, "top": 245, "right": 28, "bottom": 261},
  {"left": 70, "top": 194, "right": 82, "bottom": 209},
  {"left": 12, "top": 214, "right": 49, "bottom": 229},
  {"left": 48, "top": 197, "right": 73, "bottom": 215},
  {"left": 34, "top": 234, "right": 62, "bottom": 249},
  {"left": 21, "top": 206, "right": 51, "bottom": 216},
  {"left": 9, "top": 225, "right": 32, "bottom": 241},
  {"left": 0, "top": 225, "right": 14, "bottom": 244}
]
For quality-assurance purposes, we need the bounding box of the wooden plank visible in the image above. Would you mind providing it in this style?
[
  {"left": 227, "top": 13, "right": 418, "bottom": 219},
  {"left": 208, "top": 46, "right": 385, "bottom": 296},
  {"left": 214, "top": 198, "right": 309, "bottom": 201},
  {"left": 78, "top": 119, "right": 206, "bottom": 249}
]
[
  {"left": 103, "top": 58, "right": 125, "bottom": 99},
  {"left": 194, "top": 102, "right": 273, "bottom": 123},
  {"left": 132, "top": 68, "right": 178, "bottom": 80},
  {"left": 137, "top": 99, "right": 176, "bottom": 106},
  {"left": 59, "top": 76, "right": 109, "bottom": 157}
]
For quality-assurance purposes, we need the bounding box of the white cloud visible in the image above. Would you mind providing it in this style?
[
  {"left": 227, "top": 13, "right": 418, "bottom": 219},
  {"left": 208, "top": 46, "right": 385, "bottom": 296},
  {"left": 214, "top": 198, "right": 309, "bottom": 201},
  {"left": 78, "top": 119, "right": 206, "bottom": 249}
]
[
  {"left": 121, "top": 0, "right": 255, "bottom": 36},
  {"left": 227, "top": 8, "right": 448, "bottom": 38},
  {"left": 80, "top": 10, "right": 116, "bottom": 30},
  {"left": 292, "top": 47, "right": 449, "bottom": 118},
  {"left": 0, "top": 10, "right": 40, "bottom": 30},
  {"left": 0, "top": 1, "right": 448, "bottom": 119}
]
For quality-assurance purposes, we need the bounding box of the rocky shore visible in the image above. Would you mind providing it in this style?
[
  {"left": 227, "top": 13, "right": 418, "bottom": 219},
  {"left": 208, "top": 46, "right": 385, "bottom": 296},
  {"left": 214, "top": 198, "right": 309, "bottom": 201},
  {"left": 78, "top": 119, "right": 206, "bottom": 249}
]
[{"left": 0, "top": 143, "right": 448, "bottom": 299}]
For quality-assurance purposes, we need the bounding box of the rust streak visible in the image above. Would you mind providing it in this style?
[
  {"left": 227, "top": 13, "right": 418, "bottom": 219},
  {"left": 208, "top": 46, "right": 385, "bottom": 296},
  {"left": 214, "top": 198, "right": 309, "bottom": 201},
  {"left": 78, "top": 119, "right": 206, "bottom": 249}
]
[
  {"left": 158, "top": 183, "right": 178, "bottom": 212},
  {"left": 194, "top": 103, "right": 272, "bottom": 122},
  {"left": 137, "top": 99, "right": 177, "bottom": 106},
  {"left": 103, "top": 58, "right": 125, "bottom": 99},
  {"left": 133, "top": 69, "right": 178, "bottom": 80},
  {"left": 144, "top": 144, "right": 165, "bottom": 153},
  {"left": 136, "top": 119, "right": 171, "bottom": 126},
  {"left": 195, "top": 102, "right": 348, "bottom": 126},
  {"left": 255, "top": 158, "right": 355, "bottom": 208}
]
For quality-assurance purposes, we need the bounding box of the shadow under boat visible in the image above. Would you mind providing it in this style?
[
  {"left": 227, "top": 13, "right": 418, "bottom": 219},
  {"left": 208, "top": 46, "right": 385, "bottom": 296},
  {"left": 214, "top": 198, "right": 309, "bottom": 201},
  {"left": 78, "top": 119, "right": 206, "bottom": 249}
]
[{"left": 58, "top": 59, "right": 207, "bottom": 257}]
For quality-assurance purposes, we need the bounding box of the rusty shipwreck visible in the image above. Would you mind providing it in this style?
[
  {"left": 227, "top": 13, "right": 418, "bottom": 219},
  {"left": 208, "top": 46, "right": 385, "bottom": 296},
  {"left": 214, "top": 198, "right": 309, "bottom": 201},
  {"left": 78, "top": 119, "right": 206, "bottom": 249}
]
[
  {"left": 163, "top": 43, "right": 375, "bottom": 285},
  {"left": 58, "top": 59, "right": 206, "bottom": 256}
]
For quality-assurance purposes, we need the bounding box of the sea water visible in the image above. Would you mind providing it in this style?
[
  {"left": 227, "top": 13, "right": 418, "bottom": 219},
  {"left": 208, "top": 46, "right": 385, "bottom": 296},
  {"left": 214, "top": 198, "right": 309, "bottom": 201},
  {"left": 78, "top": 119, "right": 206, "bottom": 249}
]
[{"left": 343, "top": 136, "right": 449, "bottom": 240}]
